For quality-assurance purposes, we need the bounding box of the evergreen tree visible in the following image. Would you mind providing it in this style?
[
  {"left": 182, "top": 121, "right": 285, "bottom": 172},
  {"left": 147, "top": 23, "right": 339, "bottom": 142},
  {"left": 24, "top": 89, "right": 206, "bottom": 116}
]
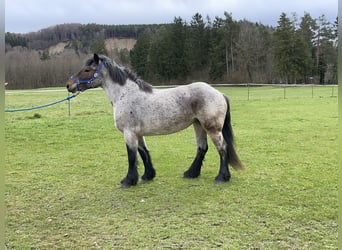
[
  {"left": 186, "top": 13, "right": 209, "bottom": 72},
  {"left": 314, "top": 15, "right": 336, "bottom": 84},
  {"left": 273, "top": 13, "right": 295, "bottom": 83},
  {"left": 170, "top": 17, "right": 188, "bottom": 78},
  {"left": 292, "top": 30, "right": 312, "bottom": 82},
  {"left": 208, "top": 17, "right": 226, "bottom": 80},
  {"left": 90, "top": 40, "right": 108, "bottom": 55},
  {"left": 130, "top": 33, "right": 151, "bottom": 79},
  {"left": 147, "top": 18, "right": 187, "bottom": 81},
  {"left": 148, "top": 26, "right": 173, "bottom": 80},
  {"left": 5, "top": 32, "right": 28, "bottom": 48},
  {"left": 298, "top": 13, "right": 316, "bottom": 81}
]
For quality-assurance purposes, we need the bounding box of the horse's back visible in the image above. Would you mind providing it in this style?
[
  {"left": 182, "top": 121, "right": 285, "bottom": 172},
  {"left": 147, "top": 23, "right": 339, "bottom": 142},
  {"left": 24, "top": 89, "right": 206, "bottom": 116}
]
[
  {"left": 163, "top": 82, "right": 224, "bottom": 103},
  {"left": 156, "top": 81, "right": 225, "bottom": 112}
]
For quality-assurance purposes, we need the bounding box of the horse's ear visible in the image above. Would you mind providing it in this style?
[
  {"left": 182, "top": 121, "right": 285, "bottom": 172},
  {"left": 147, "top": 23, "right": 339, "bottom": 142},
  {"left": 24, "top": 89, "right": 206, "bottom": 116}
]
[{"left": 94, "top": 53, "right": 100, "bottom": 64}]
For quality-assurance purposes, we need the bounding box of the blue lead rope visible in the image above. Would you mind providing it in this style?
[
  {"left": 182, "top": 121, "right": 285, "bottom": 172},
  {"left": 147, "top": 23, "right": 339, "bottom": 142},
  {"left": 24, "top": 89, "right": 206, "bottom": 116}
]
[{"left": 5, "top": 93, "right": 78, "bottom": 113}]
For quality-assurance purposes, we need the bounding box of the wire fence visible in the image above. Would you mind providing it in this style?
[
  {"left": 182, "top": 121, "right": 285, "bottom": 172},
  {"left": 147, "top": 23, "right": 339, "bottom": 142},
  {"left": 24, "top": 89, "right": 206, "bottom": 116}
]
[
  {"left": 211, "top": 83, "right": 338, "bottom": 101},
  {"left": 5, "top": 84, "right": 338, "bottom": 116}
]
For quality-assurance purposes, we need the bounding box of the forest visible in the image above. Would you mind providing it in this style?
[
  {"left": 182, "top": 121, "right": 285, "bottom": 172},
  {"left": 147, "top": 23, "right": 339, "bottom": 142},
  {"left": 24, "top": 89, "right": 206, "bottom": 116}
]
[{"left": 5, "top": 11, "right": 338, "bottom": 89}]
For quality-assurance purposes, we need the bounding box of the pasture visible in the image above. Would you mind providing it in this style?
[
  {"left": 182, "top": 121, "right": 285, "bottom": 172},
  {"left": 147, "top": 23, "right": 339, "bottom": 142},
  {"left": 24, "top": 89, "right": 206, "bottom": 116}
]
[{"left": 5, "top": 86, "right": 337, "bottom": 249}]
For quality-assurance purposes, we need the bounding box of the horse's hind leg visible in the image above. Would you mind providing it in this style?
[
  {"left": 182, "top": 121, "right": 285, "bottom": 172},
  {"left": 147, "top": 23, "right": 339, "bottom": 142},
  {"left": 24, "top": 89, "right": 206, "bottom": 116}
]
[
  {"left": 208, "top": 131, "right": 231, "bottom": 183},
  {"left": 184, "top": 120, "right": 208, "bottom": 178},
  {"left": 138, "top": 136, "right": 156, "bottom": 182}
]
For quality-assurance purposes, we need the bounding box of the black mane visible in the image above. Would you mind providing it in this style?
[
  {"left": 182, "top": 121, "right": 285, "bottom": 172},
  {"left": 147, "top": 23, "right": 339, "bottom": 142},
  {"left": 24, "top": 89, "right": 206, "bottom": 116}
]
[{"left": 99, "top": 55, "right": 153, "bottom": 93}]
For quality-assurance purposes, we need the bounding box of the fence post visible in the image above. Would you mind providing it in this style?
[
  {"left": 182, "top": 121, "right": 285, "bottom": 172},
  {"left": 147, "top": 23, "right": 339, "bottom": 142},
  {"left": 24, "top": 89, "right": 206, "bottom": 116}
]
[
  {"left": 68, "top": 92, "right": 71, "bottom": 116},
  {"left": 247, "top": 83, "right": 250, "bottom": 101}
]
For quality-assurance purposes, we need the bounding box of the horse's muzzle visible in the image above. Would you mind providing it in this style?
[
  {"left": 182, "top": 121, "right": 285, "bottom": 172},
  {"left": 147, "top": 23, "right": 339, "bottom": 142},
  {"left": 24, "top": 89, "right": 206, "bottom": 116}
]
[{"left": 66, "top": 79, "right": 76, "bottom": 93}]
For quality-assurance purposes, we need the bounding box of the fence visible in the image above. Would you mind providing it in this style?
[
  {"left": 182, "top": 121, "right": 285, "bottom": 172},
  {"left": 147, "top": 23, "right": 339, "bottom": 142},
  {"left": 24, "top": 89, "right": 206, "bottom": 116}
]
[
  {"left": 211, "top": 84, "right": 338, "bottom": 101},
  {"left": 4, "top": 84, "right": 338, "bottom": 116}
]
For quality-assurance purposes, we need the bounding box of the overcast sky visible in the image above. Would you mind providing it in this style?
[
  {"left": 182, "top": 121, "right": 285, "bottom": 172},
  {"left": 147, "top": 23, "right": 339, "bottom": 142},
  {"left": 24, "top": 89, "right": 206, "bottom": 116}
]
[{"left": 5, "top": 0, "right": 337, "bottom": 34}]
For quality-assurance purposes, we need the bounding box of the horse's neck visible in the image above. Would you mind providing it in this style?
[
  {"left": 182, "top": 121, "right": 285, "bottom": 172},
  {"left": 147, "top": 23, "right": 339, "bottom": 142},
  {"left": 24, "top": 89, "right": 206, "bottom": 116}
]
[{"left": 102, "top": 78, "right": 141, "bottom": 105}]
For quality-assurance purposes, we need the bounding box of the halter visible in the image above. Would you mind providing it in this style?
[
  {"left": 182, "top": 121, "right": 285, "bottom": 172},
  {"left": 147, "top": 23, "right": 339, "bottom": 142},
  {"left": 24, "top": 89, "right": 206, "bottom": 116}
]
[{"left": 70, "top": 62, "right": 104, "bottom": 92}]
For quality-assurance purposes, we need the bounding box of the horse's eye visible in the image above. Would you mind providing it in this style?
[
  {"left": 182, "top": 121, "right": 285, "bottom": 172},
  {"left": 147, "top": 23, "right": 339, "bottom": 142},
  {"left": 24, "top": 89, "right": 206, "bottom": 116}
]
[{"left": 84, "top": 69, "right": 90, "bottom": 73}]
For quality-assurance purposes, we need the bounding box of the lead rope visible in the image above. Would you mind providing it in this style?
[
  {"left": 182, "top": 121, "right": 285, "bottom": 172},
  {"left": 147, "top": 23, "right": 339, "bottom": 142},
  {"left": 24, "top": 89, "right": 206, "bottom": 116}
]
[{"left": 5, "top": 92, "right": 80, "bottom": 113}]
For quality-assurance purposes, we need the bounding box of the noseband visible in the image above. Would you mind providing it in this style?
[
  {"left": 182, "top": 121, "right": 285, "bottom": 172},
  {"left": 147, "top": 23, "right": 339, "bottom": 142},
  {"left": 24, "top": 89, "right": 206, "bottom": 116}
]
[{"left": 70, "top": 62, "right": 104, "bottom": 92}]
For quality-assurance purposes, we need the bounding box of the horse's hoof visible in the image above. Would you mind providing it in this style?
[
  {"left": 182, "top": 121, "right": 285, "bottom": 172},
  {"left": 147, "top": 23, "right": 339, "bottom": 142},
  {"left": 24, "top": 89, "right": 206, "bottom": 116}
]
[
  {"left": 140, "top": 178, "right": 153, "bottom": 184},
  {"left": 214, "top": 179, "right": 226, "bottom": 184},
  {"left": 183, "top": 170, "right": 200, "bottom": 179},
  {"left": 214, "top": 175, "right": 230, "bottom": 184},
  {"left": 141, "top": 170, "right": 156, "bottom": 182},
  {"left": 120, "top": 182, "right": 131, "bottom": 188},
  {"left": 120, "top": 178, "right": 138, "bottom": 188},
  {"left": 120, "top": 182, "right": 137, "bottom": 188}
]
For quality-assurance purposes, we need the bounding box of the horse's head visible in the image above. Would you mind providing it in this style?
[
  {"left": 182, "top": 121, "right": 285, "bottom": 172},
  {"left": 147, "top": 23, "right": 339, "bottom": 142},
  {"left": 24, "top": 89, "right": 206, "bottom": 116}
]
[{"left": 66, "top": 53, "right": 104, "bottom": 93}]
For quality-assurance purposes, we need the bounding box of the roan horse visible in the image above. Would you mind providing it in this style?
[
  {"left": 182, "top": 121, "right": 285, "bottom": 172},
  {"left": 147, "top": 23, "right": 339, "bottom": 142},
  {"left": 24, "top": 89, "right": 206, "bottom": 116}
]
[{"left": 66, "top": 54, "right": 244, "bottom": 187}]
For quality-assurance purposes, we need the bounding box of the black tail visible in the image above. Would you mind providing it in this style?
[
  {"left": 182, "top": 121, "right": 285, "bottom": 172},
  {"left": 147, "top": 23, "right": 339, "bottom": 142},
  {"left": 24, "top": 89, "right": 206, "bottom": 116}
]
[{"left": 222, "top": 95, "right": 245, "bottom": 170}]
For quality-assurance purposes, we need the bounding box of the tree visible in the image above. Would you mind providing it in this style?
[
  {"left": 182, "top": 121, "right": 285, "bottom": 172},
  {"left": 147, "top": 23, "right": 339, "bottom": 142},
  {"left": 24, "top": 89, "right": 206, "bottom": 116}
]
[
  {"left": 273, "top": 12, "right": 311, "bottom": 83},
  {"left": 223, "top": 12, "right": 239, "bottom": 78},
  {"left": 298, "top": 13, "right": 316, "bottom": 82},
  {"left": 208, "top": 17, "right": 226, "bottom": 80},
  {"left": 292, "top": 30, "right": 312, "bottom": 83},
  {"left": 148, "top": 26, "right": 174, "bottom": 81},
  {"left": 208, "top": 12, "right": 240, "bottom": 82},
  {"left": 90, "top": 40, "right": 108, "bottom": 55},
  {"left": 313, "top": 15, "right": 336, "bottom": 84},
  {"left": 273, "top": 13, "right": 295, "bottom": 83},
  {"left": 5, "top": 32, "right": 28, "bottom": 48},
  {"left": 148, "top": 18, "right": 188, "bottom": 81},
  {"left": 186, "top": 13, "right": 209, "bottom": 72},
  {"left": 130, "top": 33, "right": 151, "bottom": 79},
  {"left": 236, "top": 20, "right": 273, "bottom": 82},
  {"left": 170, "top": 17, "right": 188, "bottom": 79}
]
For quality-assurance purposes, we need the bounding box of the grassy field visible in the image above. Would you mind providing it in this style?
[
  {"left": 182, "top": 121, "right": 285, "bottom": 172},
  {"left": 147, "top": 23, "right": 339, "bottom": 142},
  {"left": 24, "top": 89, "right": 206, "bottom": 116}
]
[{"left": 5, "top": 86, "right": 337, "bottom": 249}]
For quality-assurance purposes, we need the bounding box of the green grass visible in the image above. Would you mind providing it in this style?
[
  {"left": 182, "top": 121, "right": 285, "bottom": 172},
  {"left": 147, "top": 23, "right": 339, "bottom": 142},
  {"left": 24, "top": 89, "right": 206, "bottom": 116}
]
[{"left": 5, "top": 86, "right": 337, "bottom": 249}]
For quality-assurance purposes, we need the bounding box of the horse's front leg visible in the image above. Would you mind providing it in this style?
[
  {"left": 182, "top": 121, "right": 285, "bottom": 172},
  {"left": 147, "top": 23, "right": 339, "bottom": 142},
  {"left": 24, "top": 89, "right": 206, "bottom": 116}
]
[
  {"left": 121, "top": 132, "right": 139, "bottom": 187},
  {"left": 138, "top": 136, "right": 156, "bottom": 182}
]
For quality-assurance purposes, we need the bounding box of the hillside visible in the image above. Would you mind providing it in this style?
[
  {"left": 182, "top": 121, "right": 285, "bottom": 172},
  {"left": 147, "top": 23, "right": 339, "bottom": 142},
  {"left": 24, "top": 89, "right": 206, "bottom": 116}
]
[
  {"left": 4, "top": 23, "right": 152, "bottom": 89},
  {"left": 5, "top": 23, "right": 160, "bottom": 51},
  {"left": 5, "top": 12, "right": 338, "bottom": 89},
  {"left": 105, "top": 38, "right": 136, "bottom": 52},
  {"left": 43, "top": 38, "right": 137, "bottom": 57}
]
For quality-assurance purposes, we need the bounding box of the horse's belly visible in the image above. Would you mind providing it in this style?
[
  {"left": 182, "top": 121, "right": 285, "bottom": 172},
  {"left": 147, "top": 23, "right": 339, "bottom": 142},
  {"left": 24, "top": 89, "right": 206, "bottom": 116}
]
[
  {"left": 114, "top": 106, "right": 194, "bottom": 135},
  {"left": 141, "top": 115, "right": 194, "bottom": 135}
]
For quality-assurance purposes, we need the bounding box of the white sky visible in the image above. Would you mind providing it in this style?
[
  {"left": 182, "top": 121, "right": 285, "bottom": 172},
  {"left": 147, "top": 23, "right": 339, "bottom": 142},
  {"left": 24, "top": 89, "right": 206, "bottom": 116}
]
[{"left": 5, "top": 0, "right": 338, "bottom": 33}]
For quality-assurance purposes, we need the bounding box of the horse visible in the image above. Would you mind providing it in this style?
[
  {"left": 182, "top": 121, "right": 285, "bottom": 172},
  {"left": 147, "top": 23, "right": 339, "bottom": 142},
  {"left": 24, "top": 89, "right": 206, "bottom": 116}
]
[{"left": 66, "top": 53, "right": 244, "bottom": 187}]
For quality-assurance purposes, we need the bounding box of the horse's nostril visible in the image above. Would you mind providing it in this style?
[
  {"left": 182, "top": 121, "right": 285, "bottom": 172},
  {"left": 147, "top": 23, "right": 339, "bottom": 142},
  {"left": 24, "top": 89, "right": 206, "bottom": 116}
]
[{"left": 66, "top": 84, "right": 69, "bottom": 89}]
